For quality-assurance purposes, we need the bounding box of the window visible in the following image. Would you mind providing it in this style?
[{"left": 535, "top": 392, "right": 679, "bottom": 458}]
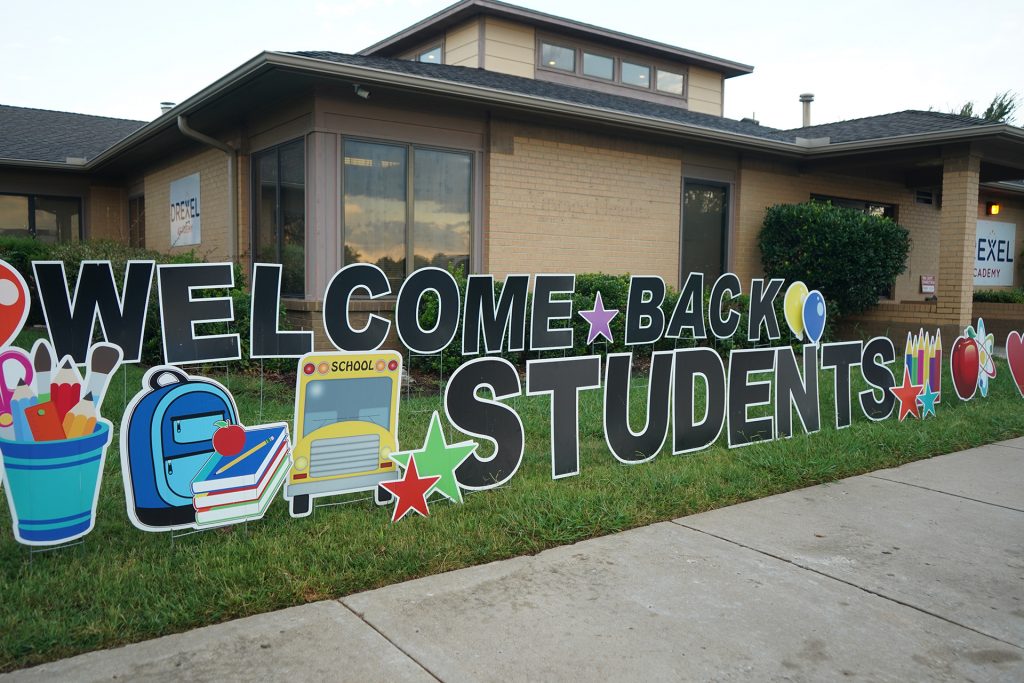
[
  {"left": 0, "top": 193, "right": 80, "bottom": 242},
  {"left": 582, "top": 52, "right": 613, "bottom": 80},
  {"left": 253, "top": 139, "right": 306, "bottom": 298},
  {"left": 621, "top": 61, "right": 651, "bottom": 88},
  {"left": 417, "top": 46, "right": 442, "bottom": 63},
  {"left": 656, "top": 69, "right": 684, "bottom": 95},
  {"left": 541, "top": 42, "right": 575, "bottom": 71},
  {"left": 343, "top": 139, "right": 472, "bottom": 290},
  {"left": 682, "top": 181, "right": 729, "bottom": 281},
  {"left": 811, "top": 194, "right": 896, "bottom": 219},
  {"left": 128, "top": 195, "right": 145, "bottom": 248}
]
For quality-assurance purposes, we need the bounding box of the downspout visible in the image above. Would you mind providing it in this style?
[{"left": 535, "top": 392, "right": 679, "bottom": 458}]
[{"left": 177, "top": 115, "right": 238, "bottom": 263}]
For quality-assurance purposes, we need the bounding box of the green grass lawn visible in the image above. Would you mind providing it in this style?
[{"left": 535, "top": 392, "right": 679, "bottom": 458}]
[{"left": 1, "top": 330, "right": 1023, "bottom": 671}]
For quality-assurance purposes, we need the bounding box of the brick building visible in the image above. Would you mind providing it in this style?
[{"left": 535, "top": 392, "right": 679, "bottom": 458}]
[{"left": 2, "top": 0, "right": 1023, "bottom": 343}]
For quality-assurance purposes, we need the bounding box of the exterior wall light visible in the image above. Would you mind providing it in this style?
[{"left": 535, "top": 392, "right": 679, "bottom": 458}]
[
  {"left": 986, "top": 201, "right": 1001, "bottom": 216},
  {"left": 353, "top": 84, "right": 371, "bottom": 100}
]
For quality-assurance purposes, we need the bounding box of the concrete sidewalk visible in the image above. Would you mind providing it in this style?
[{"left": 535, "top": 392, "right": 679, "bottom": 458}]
[{"left": 7, "top": 440, "right": 1024, "bottom": 682}]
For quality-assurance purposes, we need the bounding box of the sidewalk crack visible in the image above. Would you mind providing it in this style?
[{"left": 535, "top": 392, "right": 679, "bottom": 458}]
[
  {"left": 338, "top": 599, "right": 445, "bottom": 682},
  {"left": 866, "top": 475, "right": 1024, "bottom": 513},
  {"left": 670, "top": 520, "right": 1024, "bottom": 652}
]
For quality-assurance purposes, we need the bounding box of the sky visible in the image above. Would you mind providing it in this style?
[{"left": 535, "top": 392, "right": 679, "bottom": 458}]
[{"left": 1, "top": 0, "right": 1020, "bottom": 130}]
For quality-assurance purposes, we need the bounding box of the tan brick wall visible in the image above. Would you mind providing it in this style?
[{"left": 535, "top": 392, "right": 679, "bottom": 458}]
[
  {"left": 487, "top": 119, "right": 683, "bottom": 285},
  {"left": 144, "top": 147, "right": 233, "bottom": 262},
  {"left": 87, "top": 186, "right": 127, "bottom": 241},
  {"left": 735, "top": 158, "right": 942, "bottom": 303},
  {"left": 936, "top": 154, "right": 980, "bottom": 327}
]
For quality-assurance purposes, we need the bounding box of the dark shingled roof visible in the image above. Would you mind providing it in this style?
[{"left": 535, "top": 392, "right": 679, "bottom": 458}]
[
  {"left": 291, "top": 53, "right": 1004, "bottom": 147},
  {"left": 773, "top": 110, "right": 994, "bottom": 144},
  {"left": 0, "top": 104, "right": 145, "bottom": 163}
]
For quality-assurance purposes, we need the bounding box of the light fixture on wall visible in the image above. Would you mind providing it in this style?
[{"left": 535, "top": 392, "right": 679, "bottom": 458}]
[
  {"left": 353, "top": 84, "right": 371, "bottom": 100},
  {"left": 986, "top": 201, "right": 1001, "bottom": 216}
]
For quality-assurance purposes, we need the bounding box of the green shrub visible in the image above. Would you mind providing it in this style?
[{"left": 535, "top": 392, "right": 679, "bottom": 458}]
[
  {"left": 973, "top": 288, "right": 1024, "bottom": 304},
  {"left": 758, "top": 201, "right": 911, "bottom": 317}
]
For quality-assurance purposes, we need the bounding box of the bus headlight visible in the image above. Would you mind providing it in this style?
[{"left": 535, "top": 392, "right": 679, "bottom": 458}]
[
  {"left": 380, "top": 446, "right": 392, "bottom": 460},
  {"left": 294, "top": 456, "right": 308, "bottom": 471}
]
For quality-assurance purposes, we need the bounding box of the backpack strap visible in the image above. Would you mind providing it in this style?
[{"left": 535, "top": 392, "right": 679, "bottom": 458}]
[{"left": 148, "top": 367, "right": 190, "bottom": 391}]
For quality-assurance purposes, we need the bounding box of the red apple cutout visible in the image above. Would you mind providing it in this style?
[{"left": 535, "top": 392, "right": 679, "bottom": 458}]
[
  {"left": 213, "top": 421, "right": 246, "bottom": 456},
  {"left": 950, "top": 336, "right": 980, "bottom": 401}
]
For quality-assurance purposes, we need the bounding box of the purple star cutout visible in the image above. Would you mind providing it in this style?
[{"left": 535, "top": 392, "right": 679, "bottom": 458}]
[{"left": 579, "top": 291, "right": 619, "bottom": 344}]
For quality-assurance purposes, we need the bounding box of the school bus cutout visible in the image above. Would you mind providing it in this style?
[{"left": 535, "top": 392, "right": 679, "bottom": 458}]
[{"left": 285, "top": 351, "right": 401, "bottom": 517}]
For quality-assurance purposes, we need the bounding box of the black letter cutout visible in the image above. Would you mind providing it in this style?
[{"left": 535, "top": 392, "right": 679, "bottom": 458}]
[
  {"left": 860, "top": 337, "right": 896, "bottom": 421},
  {"left": 530, "top": 274, "right": 575, "bottom": 351},
  {"left": 604, "top": 351, "right": 672, "bottom": 463},
  {"left": 625, "top": 276, "right": 666, "bottom": 345},
  {"left": 462, "top": 274, "right": 529, "bottom": 355},
  {"left": 747, "top": 278, "right": 784, "bottom": 342},
  {"left": 820, "top": 341, "right": 862, "bottom": 429},
  {"left": 775, "top": 345, "right": 821, "bottom": 438},
  {"left": 672, "top": 347, "right": 726, "bottom": 454},
  {"left": 322, "top": 263, "right": 391, "bottom": 351},
  {"left": 526, "top": 356, "right": 602, "bottom": 479},
  {"left": 445, "top": 357, "right": 525, "bottom": 490},
  {"left": 666, "top": 272, "right": 706, "bottom": 339},
  {"left": 34, "top": 260, "right": 154, "bottom": 363},
  {"left": 157, "top": 263, "right": 240, "bottom": 364},
  {"left": 727, "top": 348, "right": 775, "bottom": 447},
  {"left": 709, "top": 273, "right": 742, "bottom": 339},
  {"left": 250, "top": 263, "right": 314, "bottom": 358},
  {"left": 396, "top": 267, "right": 460, "bottom": 354}
]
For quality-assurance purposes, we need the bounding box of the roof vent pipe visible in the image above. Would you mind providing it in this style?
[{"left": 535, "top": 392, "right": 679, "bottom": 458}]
[
  {"left": 160, "top": 102, "right": 175, "bottom": 115},
  {"left": 799, "top": 93, "right": 814, "bottom": 127}
]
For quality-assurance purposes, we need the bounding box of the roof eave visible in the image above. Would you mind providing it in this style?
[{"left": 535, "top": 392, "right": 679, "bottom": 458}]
[
  {"left": 800, "top": 123, "right": 1024, "bottom": 158},
  {"left": 0, "top": 157, "right": 90, "bottom": 171}
]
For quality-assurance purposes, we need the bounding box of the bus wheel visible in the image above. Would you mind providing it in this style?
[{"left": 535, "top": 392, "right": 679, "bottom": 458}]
[{"left": 291, "top": 494, "right": 311, "bottom": 516}]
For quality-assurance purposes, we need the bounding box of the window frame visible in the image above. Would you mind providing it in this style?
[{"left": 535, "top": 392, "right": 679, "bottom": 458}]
[
  {"left": 416, "top": 43, "right": 444, "bottom": 64},
  {"left": 680, "top": 178, "right": 732, "bottom": 286},
  {"left": 250, "top": 136, "right": 307, "bottom": 299},
  {"left": 0, "top": 192, "right": 82, "bottom": 241},
  {"left": 535, "top": 34, "right": 688, "bottom": 100},
  {"left": 340, "top": 135, "right": 476, "bottom": 286}
]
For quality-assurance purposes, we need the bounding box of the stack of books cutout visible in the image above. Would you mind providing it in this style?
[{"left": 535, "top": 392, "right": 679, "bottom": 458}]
[{"left": 191, "top": 424, "right": 290, "bottom": 527}]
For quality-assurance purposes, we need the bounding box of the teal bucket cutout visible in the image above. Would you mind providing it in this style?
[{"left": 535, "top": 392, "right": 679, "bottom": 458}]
[{"left": 0, "top": 422, "right": 111, "bottom": 545}]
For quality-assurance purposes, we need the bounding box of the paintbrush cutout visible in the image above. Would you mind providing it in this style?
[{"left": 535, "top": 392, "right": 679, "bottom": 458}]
[
  {"left": 83, "top": 343, "right": 122, "bottom": 414},
  {"left": 31, "top": 338, "right": 54, "bottom": 401}
]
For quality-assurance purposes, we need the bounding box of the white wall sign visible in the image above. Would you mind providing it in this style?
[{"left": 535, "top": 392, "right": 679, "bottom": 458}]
[
  {"left": 974, "top": 219, "right": 1016, "bottom": 287},
  {"left": 169, "top": 174, "right": 201, "bottom": 246}
]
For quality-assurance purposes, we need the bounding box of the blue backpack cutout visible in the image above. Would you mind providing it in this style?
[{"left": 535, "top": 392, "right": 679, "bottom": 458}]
[{"left": 125, "top": 368, "right": 237, "bottom": 528}]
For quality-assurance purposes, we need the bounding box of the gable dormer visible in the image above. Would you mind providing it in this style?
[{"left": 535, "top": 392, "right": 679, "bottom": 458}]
[{"left": 359, "top": 0, "right": 752, "bottom": 117}]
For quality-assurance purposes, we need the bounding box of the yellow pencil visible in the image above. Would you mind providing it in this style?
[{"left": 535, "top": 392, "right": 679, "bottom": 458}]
[{"left": 215, "top": 436, "right": 273, "bottom": 475}]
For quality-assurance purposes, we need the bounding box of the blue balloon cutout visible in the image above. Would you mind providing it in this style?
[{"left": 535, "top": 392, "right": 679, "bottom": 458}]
[{"left": 802, "top": 290, "right": 826, "bottom": 344}]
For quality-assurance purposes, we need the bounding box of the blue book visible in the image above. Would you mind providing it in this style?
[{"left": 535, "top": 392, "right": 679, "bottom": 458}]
[{"left": 191, "top": 423, "right": 289, "bottom": 494}]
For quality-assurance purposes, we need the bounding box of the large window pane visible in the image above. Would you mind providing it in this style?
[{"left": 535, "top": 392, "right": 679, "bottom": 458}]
[
  {"left": 621, "top": 61, "right": 651, "bottom": 88},
  {"left": 279, "top": 141, "right": 305, "bottom": 298},
  {"left": 0, "top": 195, "right": 29, "bottom": 236},
  {"left": 582, "top": 52, "right": 613, "bottom": 80},
  {"left": 656, "top": 69, "right": 684, "bottom": 95},
  {"left": 344, "top": 140, "right": 408, "bottom": 289},
  {"left": 34, "top": 197, "right": 80, "bottom": 243},
  {"left": 682, "top": 183, "right": 727, "bottom": 280},
  {"left": 255, "top": 152, "right": 278, "bottom": 263},
  {"left": 413, "top": 149, "right": 471, "bottom": 274},
  {"left": 541, "top": 42, "right": 575, "bottom": 71}
]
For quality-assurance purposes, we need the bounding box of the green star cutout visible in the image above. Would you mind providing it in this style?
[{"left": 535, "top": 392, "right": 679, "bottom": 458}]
[
  {"left": 389, "top": 412, "right": 477, "bottom": 504},
  {"left": 918, "top": 382, "right": 939, "bottom": 418}
]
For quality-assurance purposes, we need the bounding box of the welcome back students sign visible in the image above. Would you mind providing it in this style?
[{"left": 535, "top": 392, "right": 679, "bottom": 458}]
[{"left": 0, "top": 257, "right": 1019, "bottom": 546}]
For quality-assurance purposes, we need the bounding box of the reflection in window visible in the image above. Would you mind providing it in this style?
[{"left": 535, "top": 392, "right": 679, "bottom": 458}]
[
  {"left": 253, "top": 139, "right": 306, "bottom": 297},
  {"left": 621, "top": 61, "right": 651, "bottom": 87},
  {"left": 583, "top": 52, "right": 613, "bottom": 80},
  {"left": 0, "top": 194, "right": 80, "bottom": 241},
  {"left": 541, "top": 42, "right": 575, "bottom": 71},
  {"left": 343, "top": 140, "right": 471, "bottom": 286},
  {"left": 418, "top": 46, "right": 442, "bottom": 63},
  {"left": 657, "top": 69, "right": 684, "bottom": 95},
  {"left": 682, "top": 182, "right": 728, "bottom": 280}
]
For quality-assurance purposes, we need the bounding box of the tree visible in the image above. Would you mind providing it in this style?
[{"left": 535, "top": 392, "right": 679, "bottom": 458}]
[
  {"left": 953, "top": 91, "right": 1018, "bottom": 124},
  {"left": 758, "top": 201, "right": 911, "bottom": 317}
]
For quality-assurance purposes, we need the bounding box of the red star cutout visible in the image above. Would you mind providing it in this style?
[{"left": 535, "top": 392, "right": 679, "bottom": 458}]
[
  {"left": 890, "top": 367, "right": 923, "bottom": 421},
  {"left": 379, "top": 456, "right": 441, "bottom": 523}
]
